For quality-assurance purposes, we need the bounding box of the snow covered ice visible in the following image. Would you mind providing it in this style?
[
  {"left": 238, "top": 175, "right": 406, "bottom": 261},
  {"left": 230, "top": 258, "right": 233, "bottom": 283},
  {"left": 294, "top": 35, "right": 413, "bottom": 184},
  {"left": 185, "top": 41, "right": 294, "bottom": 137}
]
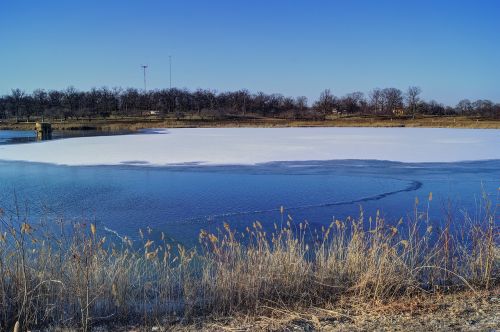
[{"left": 0, "top": 127, "right": 499, "bottom": 166}]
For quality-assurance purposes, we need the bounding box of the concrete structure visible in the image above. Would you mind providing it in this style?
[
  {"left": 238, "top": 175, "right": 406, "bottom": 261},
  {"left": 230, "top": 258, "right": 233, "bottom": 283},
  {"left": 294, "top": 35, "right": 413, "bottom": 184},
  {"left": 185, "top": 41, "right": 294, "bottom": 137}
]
[{"left": 35, "top": 122, "right": 52, "bottom": 140}]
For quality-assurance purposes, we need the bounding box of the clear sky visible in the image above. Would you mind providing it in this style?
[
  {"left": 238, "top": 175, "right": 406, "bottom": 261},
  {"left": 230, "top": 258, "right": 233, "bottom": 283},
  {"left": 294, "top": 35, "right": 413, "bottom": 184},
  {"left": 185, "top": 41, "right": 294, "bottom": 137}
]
[{"left": 1, "top": 0, "right": 499, "bottom": 105}]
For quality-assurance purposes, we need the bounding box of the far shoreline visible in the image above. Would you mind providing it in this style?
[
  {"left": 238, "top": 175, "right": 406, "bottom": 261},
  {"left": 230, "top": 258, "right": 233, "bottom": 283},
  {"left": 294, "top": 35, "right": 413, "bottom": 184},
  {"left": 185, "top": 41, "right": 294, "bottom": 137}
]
[{"left": 1, "top": 114, "right": 500, "bottom": 132}]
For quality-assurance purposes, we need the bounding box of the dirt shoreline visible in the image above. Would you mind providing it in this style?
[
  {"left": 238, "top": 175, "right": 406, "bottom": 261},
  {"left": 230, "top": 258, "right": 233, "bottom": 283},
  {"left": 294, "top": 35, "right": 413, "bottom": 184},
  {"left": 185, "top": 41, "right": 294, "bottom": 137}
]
[
  {"left": 170, "top": 289, "right": 500, "bottom": 331},
  {"left": 42, "top": 287, "right": 498, "bottom": 331}
]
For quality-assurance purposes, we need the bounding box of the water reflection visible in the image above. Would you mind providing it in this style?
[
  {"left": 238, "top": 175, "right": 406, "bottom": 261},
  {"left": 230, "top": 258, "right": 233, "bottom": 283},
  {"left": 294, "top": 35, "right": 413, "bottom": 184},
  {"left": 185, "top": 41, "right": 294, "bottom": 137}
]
[{"left": 0, "top": 129, "right": 132, "bottom": 145}]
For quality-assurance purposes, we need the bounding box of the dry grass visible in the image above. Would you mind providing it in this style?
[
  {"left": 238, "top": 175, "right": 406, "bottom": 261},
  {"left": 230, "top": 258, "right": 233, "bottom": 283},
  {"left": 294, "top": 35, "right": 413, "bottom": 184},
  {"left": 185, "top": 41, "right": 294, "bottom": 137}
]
[
  {"left": 179, "top": 286, "right": 499, "bottom": 332},
  {"left": 2, "top": 115, "right": 500, "bottom": 131},
  {"left": 0, "top": 196, "right": 498, "bottom": 331}
]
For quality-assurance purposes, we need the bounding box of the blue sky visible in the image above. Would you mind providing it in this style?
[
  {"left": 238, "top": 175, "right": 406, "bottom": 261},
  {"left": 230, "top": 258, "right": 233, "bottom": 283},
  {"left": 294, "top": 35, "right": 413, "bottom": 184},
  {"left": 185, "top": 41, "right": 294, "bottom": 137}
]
[{"left": 1, "top": 0, "right": 499, "bottom": 105}]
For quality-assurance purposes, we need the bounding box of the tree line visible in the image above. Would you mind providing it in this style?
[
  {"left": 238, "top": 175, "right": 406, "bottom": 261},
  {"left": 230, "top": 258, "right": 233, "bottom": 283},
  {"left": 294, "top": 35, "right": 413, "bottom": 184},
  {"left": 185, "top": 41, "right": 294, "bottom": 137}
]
[{"left": 0, "top": 86, "right": 498, "bottom": 121}]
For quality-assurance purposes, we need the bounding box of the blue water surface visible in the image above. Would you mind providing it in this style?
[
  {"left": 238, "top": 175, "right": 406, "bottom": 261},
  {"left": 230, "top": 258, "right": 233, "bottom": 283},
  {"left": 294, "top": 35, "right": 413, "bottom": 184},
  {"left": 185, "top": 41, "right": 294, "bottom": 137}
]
[
  {"left": 0, "top": 129, "right": 132, "bottom": 145},
  {"left": 0, "top": 157, "right": 498, "bottom": 248},
  {"left": 0, "top": 130, "right": 36, "bottom": 144}
]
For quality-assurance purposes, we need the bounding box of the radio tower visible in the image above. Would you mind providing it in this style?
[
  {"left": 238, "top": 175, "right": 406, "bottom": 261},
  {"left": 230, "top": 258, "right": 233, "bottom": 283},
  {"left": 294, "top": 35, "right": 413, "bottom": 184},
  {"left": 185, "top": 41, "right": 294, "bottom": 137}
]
[
  {"left": 141, "top": 65, "right": 148, "bottom": 91},
  {"left": 169, "top": 56, "right": 172, "bottom": 89}
]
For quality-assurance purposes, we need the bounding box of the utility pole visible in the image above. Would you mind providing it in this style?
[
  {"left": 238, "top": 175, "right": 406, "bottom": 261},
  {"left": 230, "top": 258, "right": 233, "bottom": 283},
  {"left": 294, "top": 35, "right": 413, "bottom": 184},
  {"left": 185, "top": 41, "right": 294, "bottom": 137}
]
[
  {"left": 169, "top": 56, "right": 172, "bottom": 89},
  {"left": 141, "top": 65, "right": 148, "bottom": 91}
]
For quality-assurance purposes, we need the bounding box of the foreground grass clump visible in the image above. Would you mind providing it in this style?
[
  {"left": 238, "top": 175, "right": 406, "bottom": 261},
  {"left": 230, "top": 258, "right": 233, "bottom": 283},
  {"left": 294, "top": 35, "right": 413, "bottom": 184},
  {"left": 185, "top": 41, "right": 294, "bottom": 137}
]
[{"left": 0, "top": 198, "right": 498, "bottom": 331}]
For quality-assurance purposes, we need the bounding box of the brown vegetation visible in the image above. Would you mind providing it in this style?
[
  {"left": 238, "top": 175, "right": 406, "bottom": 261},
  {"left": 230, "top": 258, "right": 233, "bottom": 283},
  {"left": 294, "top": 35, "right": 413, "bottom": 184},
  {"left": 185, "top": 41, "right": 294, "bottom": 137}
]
[
  {"left": 173, "top": 287, "right": 499, "bottom": 331},
  {"left": 1, "top": 114, "right": 500, "bottom": 132},
  {"left": 0, "top": 196, "right": 498, "bottom": 331}
]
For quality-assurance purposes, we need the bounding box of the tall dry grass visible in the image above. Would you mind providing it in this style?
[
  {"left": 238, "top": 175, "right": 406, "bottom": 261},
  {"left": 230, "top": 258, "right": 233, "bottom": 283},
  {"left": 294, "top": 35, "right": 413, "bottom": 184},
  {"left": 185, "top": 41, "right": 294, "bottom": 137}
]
[{"left": 0, "top": 194, "right": 498, "bottom": 331}]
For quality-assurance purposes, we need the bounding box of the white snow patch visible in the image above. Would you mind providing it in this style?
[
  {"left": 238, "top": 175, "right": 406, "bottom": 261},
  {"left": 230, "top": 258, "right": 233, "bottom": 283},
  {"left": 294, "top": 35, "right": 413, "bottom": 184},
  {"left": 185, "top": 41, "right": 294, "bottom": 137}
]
[{"left": 0, "top": 127, "right": 498, "bottom": 166}]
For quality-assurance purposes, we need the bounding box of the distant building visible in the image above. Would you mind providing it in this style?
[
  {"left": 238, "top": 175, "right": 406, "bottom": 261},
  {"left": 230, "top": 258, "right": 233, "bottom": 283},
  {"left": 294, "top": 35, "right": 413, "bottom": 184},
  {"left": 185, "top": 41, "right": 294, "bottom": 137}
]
[
  {"left": 392, "top": 108, "right": 404, "bottom": 116},
  {"left": 149, "top": 110, "right": 159, "bottom": 115}
]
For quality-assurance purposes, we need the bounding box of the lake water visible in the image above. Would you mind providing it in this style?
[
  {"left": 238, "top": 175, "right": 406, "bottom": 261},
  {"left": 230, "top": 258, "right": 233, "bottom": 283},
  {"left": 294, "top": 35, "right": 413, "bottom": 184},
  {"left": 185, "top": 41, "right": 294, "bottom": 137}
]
[
  {"left": 0, "top": 129, "right": 498, "bottom": 248},
  {"left": 0, "top": 129, "right": 131, "bottom": 145}
]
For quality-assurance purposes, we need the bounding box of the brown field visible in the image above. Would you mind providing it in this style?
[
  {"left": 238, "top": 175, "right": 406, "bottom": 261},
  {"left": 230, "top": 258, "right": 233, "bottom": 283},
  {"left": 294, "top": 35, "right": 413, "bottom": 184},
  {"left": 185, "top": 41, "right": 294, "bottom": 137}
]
[{"left": 1, "top": 115, "right": 500, "bottom": 132}]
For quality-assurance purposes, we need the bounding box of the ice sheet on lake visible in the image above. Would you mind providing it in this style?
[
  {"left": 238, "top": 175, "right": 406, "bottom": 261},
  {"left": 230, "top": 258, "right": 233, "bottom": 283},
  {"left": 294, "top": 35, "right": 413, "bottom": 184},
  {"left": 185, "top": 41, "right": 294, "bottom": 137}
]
[{"left": 0, "top": 127, "right": 499, "bottom": 166}]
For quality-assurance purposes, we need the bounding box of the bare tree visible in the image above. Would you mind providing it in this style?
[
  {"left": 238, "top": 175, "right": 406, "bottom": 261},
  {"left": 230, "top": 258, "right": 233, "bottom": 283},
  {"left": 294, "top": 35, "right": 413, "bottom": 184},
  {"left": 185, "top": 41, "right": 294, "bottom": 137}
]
[
  {"left": 10, "top": 89, "right": 25, "bottom": 122},
  {"left": 472, "top": 99, "right": 494, "bottom": 117},
  {"left": 382, "top": 88, "right": 403, "bottom": 115},
  {"left": 62, "top": 86, "right": 82, "bottom": 120},
  {"left": 339, "top": 92, "right": 365, "bottom": 114},
  {"left": 237, "top": 89, "right": 250, "bottom": 116},
  {"left": 295, "top": 96, "right": 308, "bottom": 119},
  {"left": 314, "top": 89, "right": 336, "bottom": 120},
  {"left": 33, "top": 89, "right": 48, "bottom": 121},
  {"left": 406, "top": 86, "right": 421, "bottom": 118},
  {"left": 369, "top": 88, "right": 384, "bottom": 114},
  {"left": 456, "top": 99, "right": 472, "bottom": 115},
  {"left": 0, "top": 86, "right": 497, "bottom": 121}
]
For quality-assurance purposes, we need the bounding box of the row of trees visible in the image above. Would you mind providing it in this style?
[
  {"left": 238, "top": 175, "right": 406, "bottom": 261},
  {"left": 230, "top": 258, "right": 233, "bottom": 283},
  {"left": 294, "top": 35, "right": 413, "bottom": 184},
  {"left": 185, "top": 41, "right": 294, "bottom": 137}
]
[{"left": 0, "top": 86, "right": 498, "bottom": 121}]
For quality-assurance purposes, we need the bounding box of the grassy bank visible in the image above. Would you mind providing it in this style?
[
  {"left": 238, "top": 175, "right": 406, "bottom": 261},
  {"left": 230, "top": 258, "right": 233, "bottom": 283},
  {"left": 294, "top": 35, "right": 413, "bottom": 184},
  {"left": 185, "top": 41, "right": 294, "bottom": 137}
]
[
  {"left": 1, "top": 115, "right": 500, "bottom": 132},
  {"left": 0, "top": 198, "right": 498, "bottom": 331}
]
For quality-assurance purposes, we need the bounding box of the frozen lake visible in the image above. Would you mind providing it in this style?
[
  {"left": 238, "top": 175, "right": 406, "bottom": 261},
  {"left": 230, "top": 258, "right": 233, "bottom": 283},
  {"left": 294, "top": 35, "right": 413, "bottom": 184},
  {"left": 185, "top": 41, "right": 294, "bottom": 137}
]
[
  {"left": 1, "top": 127, "right": 499, "bottom": 165},
  {"left": 0, "top": 128, "right": 498, "bottom": 247}
]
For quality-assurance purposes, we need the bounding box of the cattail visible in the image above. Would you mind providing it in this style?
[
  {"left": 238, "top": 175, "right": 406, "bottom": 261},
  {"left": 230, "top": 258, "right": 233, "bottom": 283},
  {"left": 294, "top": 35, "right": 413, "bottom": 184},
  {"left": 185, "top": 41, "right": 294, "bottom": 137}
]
[
  {"left": 146, "top": 249, "right": 158, "bottom": 260},
  {"left": 428, "top": 192, "right": 433, "bottom": 201},
  {"left": 144, "top": 240, "right": 154, "bottom": 248},
  {"left": 335, "top": 220, "right": 344, "bottom": 229},
  {"left": 209, "top": 234, "right": 218, "bottom": 243},
  {"left": 90, "top": 223, "right": 96, "bottom": 236},
  {"left": 324, "top": 228, "right": 330, "bottom": 239},
  {"left": 111, "top": 283, "right": 118, "bottom": 298},
  {"left": 21, "top": 223, "right": 32, "bottom": 234}
]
